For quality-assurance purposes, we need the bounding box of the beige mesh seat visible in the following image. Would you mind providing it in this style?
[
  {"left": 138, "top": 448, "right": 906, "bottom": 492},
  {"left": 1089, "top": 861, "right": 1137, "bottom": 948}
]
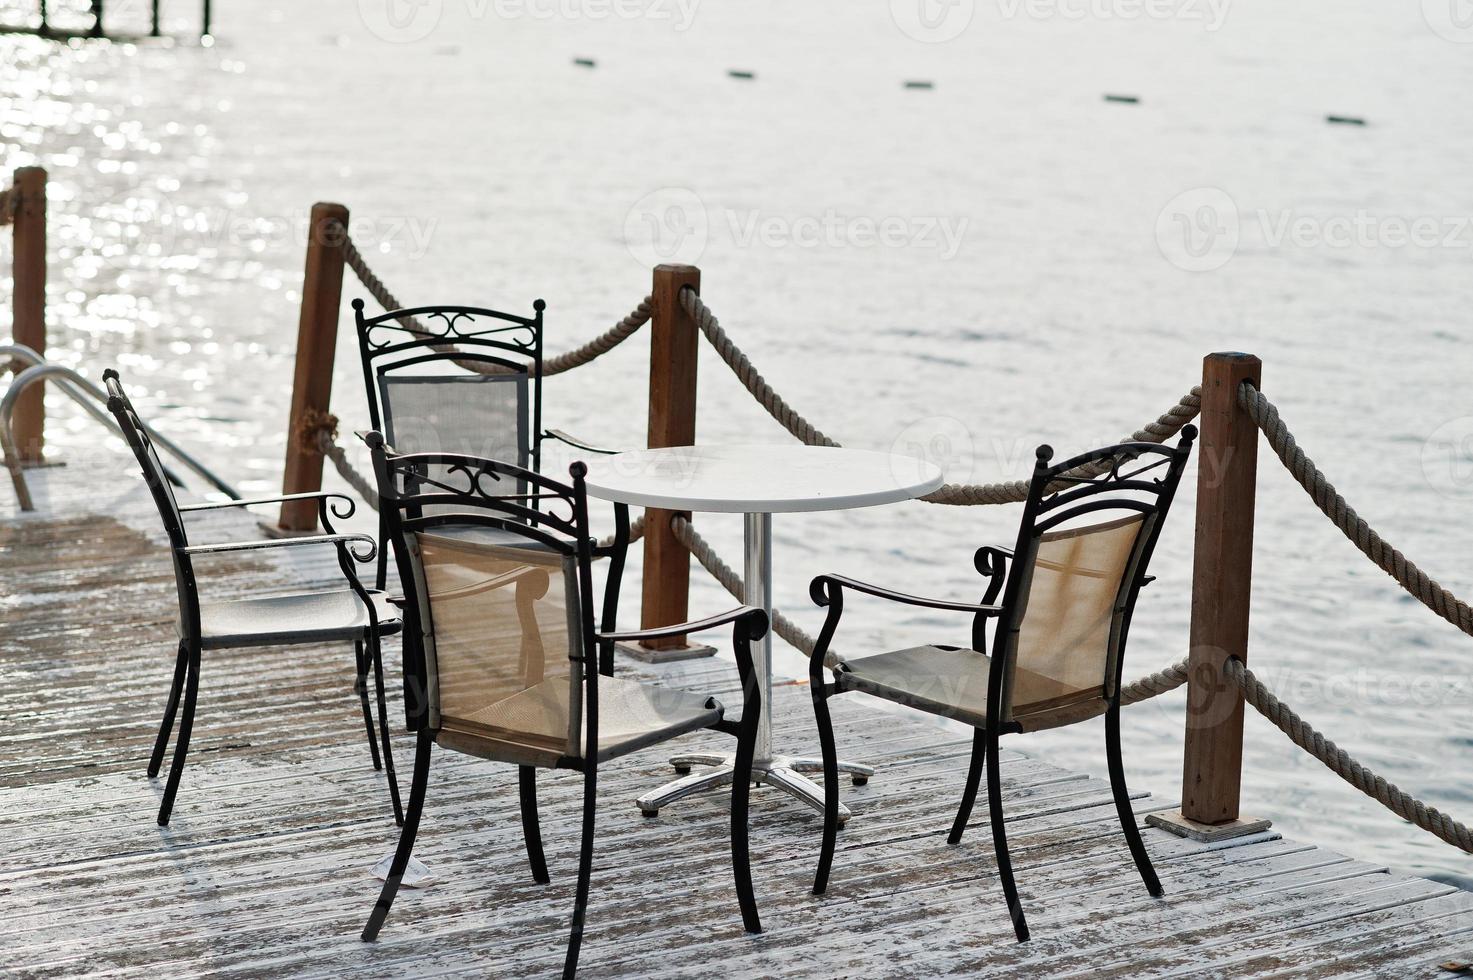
[
  {"left": 807, "top": 430, "right": 1198, "bottom": 944},
  {"left": 360, "top": 435, "right": 768, "bottom": 976}
]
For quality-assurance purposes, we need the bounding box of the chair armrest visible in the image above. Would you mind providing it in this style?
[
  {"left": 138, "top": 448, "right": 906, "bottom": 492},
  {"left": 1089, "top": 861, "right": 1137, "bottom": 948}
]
[
  {"left": 178, "top": 491, "right": 356, "bottom": 516},
  {"left": 179, "top": 533, "right": 377, "bottom": 562},
  {"left": 973, "top": 545, "right": 1012, "bottom": 604},
  {"left": 810, "top": 574, "right": 1003, "bottom": 615},
  {"left": 596, "top": 605, "right": 768, "bottom": 644},
  {"left": 544, "top": 428, "right": 622, "bottom": 456}
]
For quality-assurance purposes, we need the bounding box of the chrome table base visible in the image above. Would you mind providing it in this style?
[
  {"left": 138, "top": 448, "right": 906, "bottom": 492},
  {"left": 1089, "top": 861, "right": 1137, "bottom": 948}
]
[
  {"left": 636, "top": 752, "right": 874, "bottom": 824},
  {"left": 634, "top": 512, "right": 877, "bottom": 823}
]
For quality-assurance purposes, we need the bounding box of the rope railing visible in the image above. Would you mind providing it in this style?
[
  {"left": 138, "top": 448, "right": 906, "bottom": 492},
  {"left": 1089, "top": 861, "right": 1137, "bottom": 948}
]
[
  {"left": 676, "top": 286, "right": 1203, "bottom": 505},
  {"left": 1225, "top": 658, "right": 1473, "bottom": 853},
  {"left": 1240, "top": 382, "right": 1473, "bottom": 638},
  {"left": 336, "top": 223, "right": 652, "bottom": 377}
]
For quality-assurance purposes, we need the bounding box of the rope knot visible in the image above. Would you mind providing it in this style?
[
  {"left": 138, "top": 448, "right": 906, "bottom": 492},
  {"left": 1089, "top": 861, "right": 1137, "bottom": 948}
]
[{"left": 295, "top": 409, "right": 340, "bottom": 456}]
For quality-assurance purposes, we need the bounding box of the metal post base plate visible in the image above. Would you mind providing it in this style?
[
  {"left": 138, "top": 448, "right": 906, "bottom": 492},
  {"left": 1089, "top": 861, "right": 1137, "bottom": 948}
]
[{"left": 635, "top": 752, "right": 875, "bottom": 824}]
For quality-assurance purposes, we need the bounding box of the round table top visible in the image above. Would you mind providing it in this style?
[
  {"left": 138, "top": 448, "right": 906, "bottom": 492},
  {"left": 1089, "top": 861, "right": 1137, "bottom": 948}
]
[{"left": 581, "top": 444, "right": 944, "bottom": 514}]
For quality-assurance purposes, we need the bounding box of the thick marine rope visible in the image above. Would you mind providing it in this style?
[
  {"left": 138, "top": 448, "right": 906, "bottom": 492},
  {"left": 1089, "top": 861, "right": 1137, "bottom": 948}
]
[
  {"left": 1226, "top": 658, "right": 1473, "bottom": 853},
  {"left": 1240, "top": 383, "right": 1473, "bottom": 638},
  {"left": 676, "top": 287, "right": 1202, "bottom": 505},
  {"left": 337, "top": 224, "right": 651, "bottom": 377}
]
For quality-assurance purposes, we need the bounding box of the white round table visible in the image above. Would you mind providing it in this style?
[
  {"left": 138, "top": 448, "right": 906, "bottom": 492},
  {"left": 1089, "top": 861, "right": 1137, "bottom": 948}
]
[{"left": 583, "top": 444, "right": 944, "bottom": 821}]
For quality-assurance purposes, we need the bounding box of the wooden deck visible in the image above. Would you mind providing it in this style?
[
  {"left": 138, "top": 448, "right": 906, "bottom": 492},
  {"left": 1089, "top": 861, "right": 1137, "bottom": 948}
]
[{"left": 5, "top": 457, "right": 1473, "bottom": 978}]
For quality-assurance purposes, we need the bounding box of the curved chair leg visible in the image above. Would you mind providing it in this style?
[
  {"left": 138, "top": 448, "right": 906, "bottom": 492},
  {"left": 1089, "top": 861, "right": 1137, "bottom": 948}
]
[
  {"left": 362, "top": 730, "right": 433, "bottom": 942},
  {"left": 148, "top": 641, "right": 189, "bottom": 779},
  {"left": 519, "top": 765, "right": 550, "bottom": 884},
  {"left": 1106, "top": 699, "right": 1162, "bottom": 897},
  {"left": 811, "top": 684, "right": 841, "bottom": 896},
  {"left": 986, "top": 726, "right": 1029, "bottom": 942},
  {"left": 563, "top": 765, "right": 598, "bottom": 979},
  {"left": 368, "top": 634, "right": 403, "bottom": 826},
  {"left": 354, "top": 641, "right": 383, "bottom": 772},
  {"left": 730, "top": 682, "right": 762, "bottom": 932},
  {"left": 157, "top": 643, "right": 201, "bottom": 826},
  {"left": 948, "top": 729, "right": 987, "bottom": 845}
]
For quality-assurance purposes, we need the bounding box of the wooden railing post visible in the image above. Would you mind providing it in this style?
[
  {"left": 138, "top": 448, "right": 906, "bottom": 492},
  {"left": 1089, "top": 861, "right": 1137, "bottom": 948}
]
[
  {"left": 633, "top": 263, "right": 709, "bottom": 658},
  {"left": 1148, "top": 351, "right": 1271, "bottom": 843},
  {"left": 11, "top": 167, "right": 48, "bottom": 464},
  {"left": 277, "top": 202, "right": 348, "bottom": 532}
]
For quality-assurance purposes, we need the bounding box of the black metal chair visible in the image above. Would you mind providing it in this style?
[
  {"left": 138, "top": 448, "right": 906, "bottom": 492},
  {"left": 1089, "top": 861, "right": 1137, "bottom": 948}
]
[
  {"left": 103, "top": 370, "right": 405, "bottom": 827},
  {"left": 359, "top": 433, "right": 767, "bottom": 976},
  {"left": 352, "top": 299, "right": 630, "bottom": 677},
  {"left": 807, "top": 427, "right": 1197, "bottom": 942}
]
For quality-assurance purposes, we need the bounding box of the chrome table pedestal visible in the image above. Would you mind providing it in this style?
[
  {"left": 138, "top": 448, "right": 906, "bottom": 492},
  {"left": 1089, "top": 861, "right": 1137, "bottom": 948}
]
[{"left": 634, "top": 512, "right": 874, "bottom": 824}]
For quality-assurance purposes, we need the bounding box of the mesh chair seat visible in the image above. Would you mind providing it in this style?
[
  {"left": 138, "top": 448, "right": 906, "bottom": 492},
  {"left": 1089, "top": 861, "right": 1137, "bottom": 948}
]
[
  {"left": 421, "top": 524, "right": 553, "bottom": 552},
  {"left": 183, "top": 590, "right": 403, "bottom": 650},
  {"left": 437, "top": 676, "right": 723, "bottom": 768},
  {"left": 834, "top": 644, "right": 1104, "bottom": 734}
]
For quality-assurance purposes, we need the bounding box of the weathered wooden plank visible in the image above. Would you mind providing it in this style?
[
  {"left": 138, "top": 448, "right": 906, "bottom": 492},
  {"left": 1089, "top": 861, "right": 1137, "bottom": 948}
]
[{"left": 4, "top": 455, "right": 1472, "bottom": 977}]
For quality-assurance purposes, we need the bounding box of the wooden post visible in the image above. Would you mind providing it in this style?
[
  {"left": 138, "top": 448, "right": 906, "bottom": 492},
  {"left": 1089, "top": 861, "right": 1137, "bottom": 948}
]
[
  {"left": 1148, "top": 351, "right": 1271, "bottom": 843},
  {"left": 89, "top": 0, "right": 103, "bottom": 37},
  {"left": 10, "top": 167, "right": 47, "bottom": 464},
  {"left": 636, "top": 264, "right": 702, "bottom": 654},
  {"left": 202, "top": 0, "right": 211, "bottom": 36},
  {"left": 150, "top": 0, "right": 160, "bottom": 36},
  {"left": 277, "top": 203, "right": 348, "bottom": 532}
]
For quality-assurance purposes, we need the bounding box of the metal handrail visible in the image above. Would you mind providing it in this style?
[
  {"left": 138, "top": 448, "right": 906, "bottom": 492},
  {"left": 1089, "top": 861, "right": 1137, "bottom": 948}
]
[{"left": 1, "top": 346, "right": 240, "bottom": 511}]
